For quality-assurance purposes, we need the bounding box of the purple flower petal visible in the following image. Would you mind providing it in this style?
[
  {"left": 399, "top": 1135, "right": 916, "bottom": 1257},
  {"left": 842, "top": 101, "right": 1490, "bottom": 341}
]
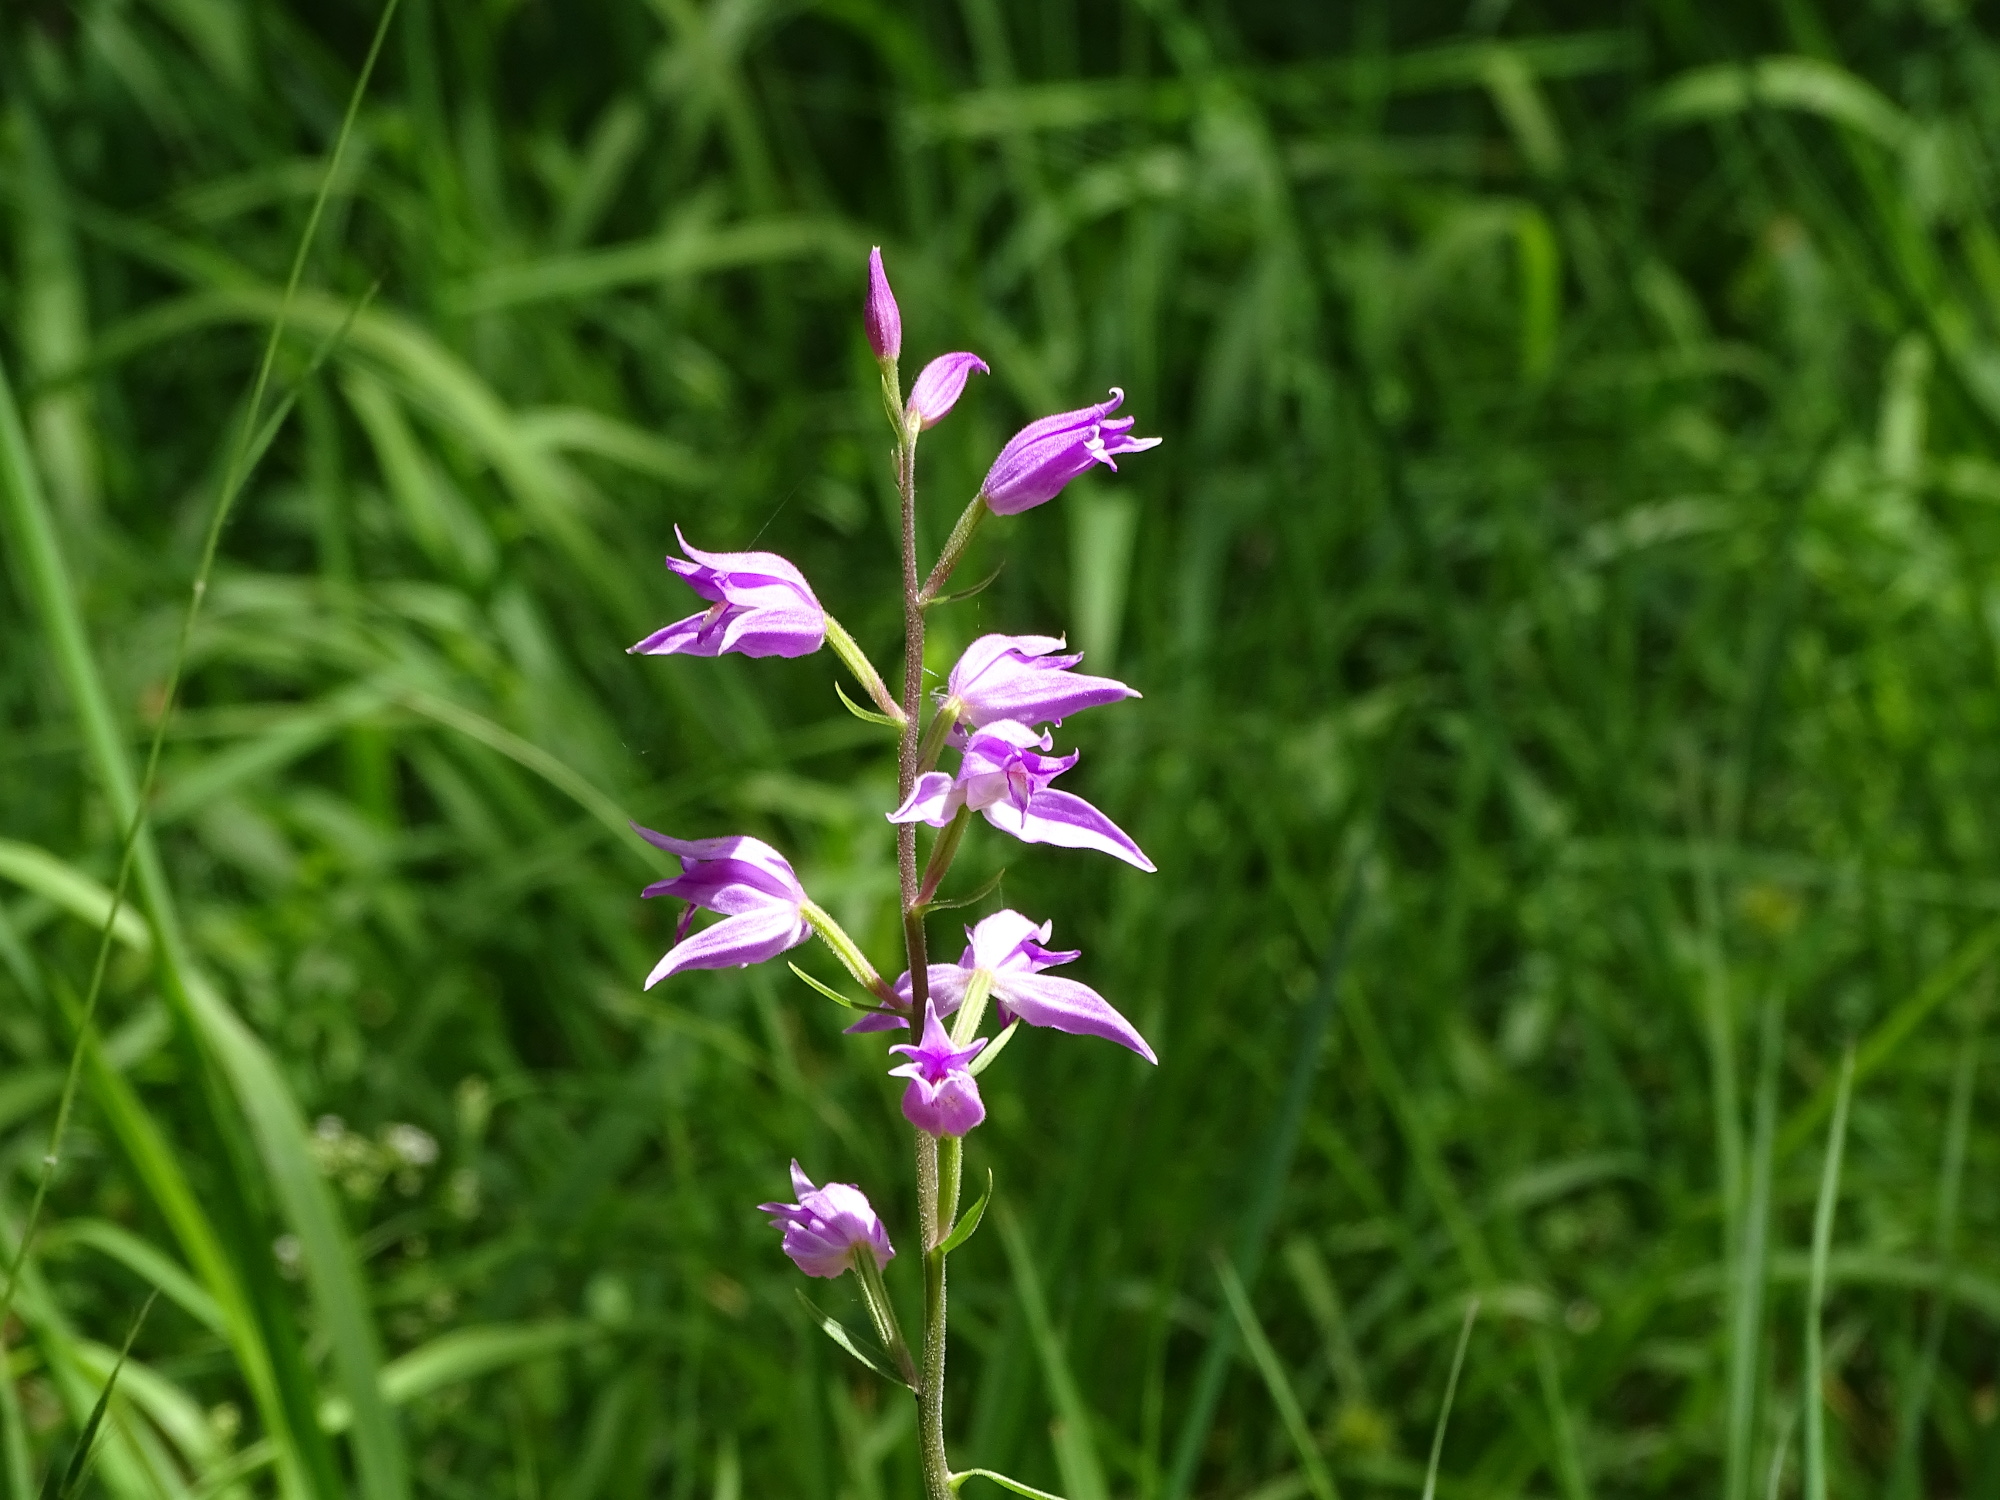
[
  {"left": 993, "top": 970, "right": 1156, "bottom": 1063},
  {"left": 645, "top": 903, "right": 811, "bottom": 988},
  {"left": 630, "top": 610, "right": 728, "bottom": 657},
  {"left": 631, "top": 827, "right": 806, "bottom": 902},
  {"left": 907, "top": 352, "right": 989, "bottom": 429},
  {"left": 964, "top": 909, "right": 1052, "bottom": 972},
  {"left": 633, "top": 825, "right": 814, "bottom": 985},
  {"left": 981, "top": 787, "right": 1155, "bottom": 871},
  {"left": 886, "top": 772, "right": 962, "bottom": 828},
  {"left": 945, "top": 633, "right": 1138, "bottom": 729},
  {"left": 671, "top": 526, "right": 817, "bottom": 596},
  {"left": 848, "top": 965, "right": 971, "bottom": 1033},
  {"left": 896, "top": 1071, "right": 986, "bottom": 1137},
  {"left": 888, "top": 1003, "right": 987, "bottom": 1137}
]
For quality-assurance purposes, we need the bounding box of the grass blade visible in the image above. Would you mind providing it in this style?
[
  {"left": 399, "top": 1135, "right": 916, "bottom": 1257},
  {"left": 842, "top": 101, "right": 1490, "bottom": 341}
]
[
  {"left": 1803, "top": 1046, "right": 1856, "bottom": 1500},
  {"left": 1888, "top": 1010, "right": 1981, "bottom": 1498},
  {"left": 1213, "top": 1250, "right": 1337, "bottom": 1500},
  {"left": 1161, "top": 859, "right": 1365, "bottom": 1500},
  {"left": 0, "top": 2, "right": 408, "bottom": 1493},
  {"left": 1422, "top": 1299, "right": 1479, "bottom": 1500},
  {"left": 996, "top": 1203, "right": 1108, "bottom": 1500},
  {"left": 37, "top": 1291, "right": 156, "bottom": 1500},
  {"left": 1725, "top": 992, "right": 1785, "bottom": 1500}
]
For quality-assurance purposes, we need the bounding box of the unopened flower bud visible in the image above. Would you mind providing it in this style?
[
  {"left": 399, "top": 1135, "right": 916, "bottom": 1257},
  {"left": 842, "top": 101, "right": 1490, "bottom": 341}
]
[
  {"left": 907, "top": 352, "right": 989, "bottom": 429},
  {"left": 865, "top": 247, "right": 901, "bottom": 362}
]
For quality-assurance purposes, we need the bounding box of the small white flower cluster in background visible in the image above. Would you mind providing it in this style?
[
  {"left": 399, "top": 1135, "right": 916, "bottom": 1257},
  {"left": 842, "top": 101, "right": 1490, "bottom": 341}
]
[{"left": 308, "top": 1114, "right": 440, "bottom": 1201}]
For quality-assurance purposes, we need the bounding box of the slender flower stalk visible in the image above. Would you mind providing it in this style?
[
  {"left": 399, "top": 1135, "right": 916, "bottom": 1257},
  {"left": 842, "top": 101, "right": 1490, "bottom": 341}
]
[{"left": 920, "top": 496, "right": 990, "bottom": 604}]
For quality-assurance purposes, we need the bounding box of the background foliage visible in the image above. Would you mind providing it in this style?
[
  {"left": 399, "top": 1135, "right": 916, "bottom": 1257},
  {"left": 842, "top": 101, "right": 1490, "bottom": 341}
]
[{"left": 4, "top": 0, "right": 2000, "bottom": 1496}]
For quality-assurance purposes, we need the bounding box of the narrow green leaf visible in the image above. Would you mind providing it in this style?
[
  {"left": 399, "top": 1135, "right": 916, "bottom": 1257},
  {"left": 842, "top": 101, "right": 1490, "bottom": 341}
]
[
  {"left": 1646, "top": 56, "right": 1913, "bottom": 150},
  {"left": 834, "top": 681, "right": 904, "bottom": 728},
  {"left": 1726, "top": 993, "right": 1784, "bottom": 1500},
  {"left": 443, "top": 216, "right": 861, "bottom": 314},
  {"left": 794, "top": 1291, "right": 908, "bottom": 1389},
  {"left": 1421, "top": 1300, "right": 1479, "bottom": 1500},
  {"left": 40, "top": 1221, "right": 225, "bottom": 1335},
  {"left": 1776, "top": 918, "right": 2000, "bottom": 1159},
  {"left": 921, "top": 868, "right": 1008, "bottom": 916},
  {"left": 925, "top": 562, "right": 1006, "bottom": 609},
  {"left": 0, "top": 842, "right": 153, "bottom": 954},
  {"left": 40, "top": 1291, "right": 156, "bottom": 1500},
  {"left": 938, "top": 1171, "right": 993, "bottom": 1257},
  {"left": 785, "top": 961, "right": 889, "bottom": 1014},
  {"left": 1803, "top": 1047, "right": 1857, "bottom": 1500},
  {"left": 950, "top": 1469, "right": 1069, "bottom": 1500}
]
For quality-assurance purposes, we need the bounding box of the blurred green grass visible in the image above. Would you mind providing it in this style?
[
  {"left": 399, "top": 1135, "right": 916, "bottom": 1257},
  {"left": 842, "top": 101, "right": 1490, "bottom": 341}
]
[{"left": 4, "top": 1, "right": 2000, "bottom": 1496}]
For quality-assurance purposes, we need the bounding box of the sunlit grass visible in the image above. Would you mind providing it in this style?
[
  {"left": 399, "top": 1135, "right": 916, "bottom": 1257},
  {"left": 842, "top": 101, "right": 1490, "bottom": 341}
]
[{"left": 4, "top": 2, "right": 2000, "bottom": 1497}]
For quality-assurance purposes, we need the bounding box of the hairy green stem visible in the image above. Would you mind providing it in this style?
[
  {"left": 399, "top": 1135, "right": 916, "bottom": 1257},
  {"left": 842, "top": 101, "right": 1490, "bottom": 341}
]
[
  {"left": 916, "top": 697, "right": 963, "bottom": 775},
  {"left": 853, "top": 1251, "right": 916, "bottom": 1388},
  {"left": 916, "top": 1135, "right": 950, "bottom": 1500},
  {"left": 920, "top": 495, "right": 989, "bottom": 603},
  {"left": 824, "top": 613, "right": 904, "bottom": 723},
  {"left": 798, "top": 899, "right": 891, "bottom": 999},
  {"left": 888, "top": 366, "right": 952, "bottom": 1500},
  {"left": 917, "top": 806, "right": 973, "bottom": 907}
]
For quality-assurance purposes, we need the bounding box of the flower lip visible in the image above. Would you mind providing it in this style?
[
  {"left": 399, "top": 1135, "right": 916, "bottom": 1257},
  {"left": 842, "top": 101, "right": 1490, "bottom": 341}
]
[
  {"left": 889, "top": 1003, "right": 987, "bottom": 1136},
  {"left": 865, "top": 247, "right": 901, "bottom": 361}
]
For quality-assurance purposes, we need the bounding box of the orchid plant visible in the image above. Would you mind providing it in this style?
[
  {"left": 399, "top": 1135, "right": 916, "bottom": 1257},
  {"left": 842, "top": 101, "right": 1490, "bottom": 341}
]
[{"left": 629, "top": 247, "right": 1160, "bottom": 1499}]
